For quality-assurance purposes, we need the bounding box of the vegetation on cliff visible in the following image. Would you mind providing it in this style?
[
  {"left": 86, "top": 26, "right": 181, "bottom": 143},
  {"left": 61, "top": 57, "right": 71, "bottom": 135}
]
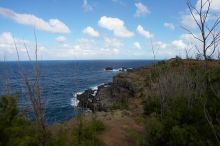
[
  {"left": 1, "top": 59, "right": 220, "bottom": 146},
  {"left": 141, "top": 59, "right": 220, "bottom": 145},
  {"left": 1, "top": 0, "right": 220, "bottom": 145}
]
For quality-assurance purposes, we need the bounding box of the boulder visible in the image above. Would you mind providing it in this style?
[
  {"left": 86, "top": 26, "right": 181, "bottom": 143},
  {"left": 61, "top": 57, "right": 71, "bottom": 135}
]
[{"left": 105, "top": 67, "right": 113, "bottom": 71}]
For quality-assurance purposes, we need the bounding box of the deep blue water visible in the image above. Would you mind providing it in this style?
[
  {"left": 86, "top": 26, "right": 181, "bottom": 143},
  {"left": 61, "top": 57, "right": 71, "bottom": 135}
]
[{"left": 0, "top": 60, "right": 154, "bottom": 124}]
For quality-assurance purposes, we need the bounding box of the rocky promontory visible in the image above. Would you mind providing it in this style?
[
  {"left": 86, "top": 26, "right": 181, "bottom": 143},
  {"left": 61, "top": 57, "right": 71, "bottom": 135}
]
[{"left": 76, "top": 66, "right": 149, "bottom": 111}]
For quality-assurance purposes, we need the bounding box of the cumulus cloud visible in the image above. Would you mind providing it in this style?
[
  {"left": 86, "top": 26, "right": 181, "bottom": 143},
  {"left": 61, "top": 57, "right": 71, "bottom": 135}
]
[
  {"left": 153, "top": 41, "right": 167, "bottom": 49},
  {"left": 134, "top": 2, "right": 150, "bottom": 17},
  {"left": 98, "top": 16, "right": 134, "bottom": 38},
  {"left": 181, "top": 0, "right": 220, "bottom": 29},
  {"left": 196, "top": 0, "right": 220, "bottom": 12},
  {"left": 0, "top": 32, "right": 124, "bottom": 60},
  {"left": 164, "top": 22, "right": 175, "bottom": 30},
  {"left": 171, "top": 40, "right": 187, "bottom": 50},
  {"left": 136, "top": 25, "right": 153, "bottom": 39},
  {"left": 60, "top": 37, "right": 122, "bottom": 59},
  {"left": 104, "top": 37, "right": 123, "bottom": 49},
  {"left": 102, "top": 37, "right": 122, "bottom": 55},
  {"left": 133, "top": 42, "right": 142, "bottom": 49},
  {"left": 148, "top": 39, "right": 187, "bottom": 59},
  {"left": 83, "top": 26, "right": 100, "bottom": 37},
  {"left": 0, "top": 32, "right": 16, "bottom": 53},
  {"left": 0, "top": 7, "right": 70, "bottom": 34},
  {"left": 0, "top": 32, "right": 29, "bottom": 52},
  {"left": 180, "top": 33, "right": 196, "bottom": 42},
  {"left": 82, "top": 0, "right": 93, "bottom": 12},
  {"left": 0, "top": 32, "right": 47, "bottom": 60},
  {"left": 55, "top": 36, "right": 67, "bottom": 43},
  {"left": 181, "top": 12, "right": 199, "bottom": 29}
]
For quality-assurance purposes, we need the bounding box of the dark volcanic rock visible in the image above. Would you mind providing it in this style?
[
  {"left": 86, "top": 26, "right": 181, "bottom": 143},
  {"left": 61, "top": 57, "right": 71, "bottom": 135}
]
[
  {"left": 77, "top": 89, "right": 95, "bottom": 110},
  {"left": 95, "top": 85, "right": 113, "bottom": 111},
  {"left": 77, "top": 69, "right": 141, "bottom": 111},
  {"left": 77, "top": 84, "right": 114, "bottom": 112},
  {"left": 105, "top": 67, "right": 113, "bottom": 71},
  {"left": 112, "top": 74, "right": 137, "bottom": 99}
]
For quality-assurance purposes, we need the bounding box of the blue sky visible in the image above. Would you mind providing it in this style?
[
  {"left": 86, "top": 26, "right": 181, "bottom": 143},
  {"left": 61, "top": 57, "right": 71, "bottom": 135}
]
[{"left": 0, "top": 0, "right": 219, "bottom": 60}]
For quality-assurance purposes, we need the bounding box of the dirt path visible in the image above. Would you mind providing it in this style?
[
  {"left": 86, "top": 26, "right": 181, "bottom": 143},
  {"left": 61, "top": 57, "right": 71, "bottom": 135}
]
[
  {"left": 95, "top": 98, "right": 144, "bottom": 146},
  {"left": 99, "top": 111, "right": 142, "bottom": 146}
]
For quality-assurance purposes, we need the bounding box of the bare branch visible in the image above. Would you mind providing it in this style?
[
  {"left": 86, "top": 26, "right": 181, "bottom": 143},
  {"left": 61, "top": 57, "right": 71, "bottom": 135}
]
[
  {"left": 23, "top": 41, "right": 32, "bottom": 61},
  {"left": 181, "top": 26, "right": 203, "bottom": 42},
  {"left": 187, "top": 0, "right": 203, "bottom": 31},
  {"left": 13, "top": 37, "right": 20, "bottom": 62}
]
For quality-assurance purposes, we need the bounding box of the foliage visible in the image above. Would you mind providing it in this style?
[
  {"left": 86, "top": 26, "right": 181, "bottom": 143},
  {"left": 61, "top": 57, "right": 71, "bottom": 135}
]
[
  {"left": 141, "top": 61, "right": 220, "bottom": 146},
  {"left": 0, "top": 95, "right": 106, "bottom": 146},
  {"left": 0, "top": 95, "right": 39, "bottom": 146},
  {"left": 71, "top": 119, "right": 105, "bottom": 146}
]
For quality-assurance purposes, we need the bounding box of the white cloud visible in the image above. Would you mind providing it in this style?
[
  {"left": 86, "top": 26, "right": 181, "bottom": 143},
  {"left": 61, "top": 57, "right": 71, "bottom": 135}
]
[
  {"left": 148, "top": 39, "right": 186, "bottom": 59},
  {"left": 0, "top": 32, "right": 29, "bottom": 52},
  {"left": 61, "top": 38, "right": 122, "bottom": 59},
  {"left": 153, "top": 41, "right": 167, "bottom": 49},
  {"left": 164, "top": 22, "right": 175, "bottom": 30},
  {"left": 134, "top": 2, "right": 150, "bottom": 17},
  {"left": 171, "top": 40, "right": 187, "bottom": 50},
  {"left": 0, "top": 32, "right": 46, "bottom": 60},
  {"left": 136, "top": 25, "right": 153, "bottom": 39},
  {"left": 181, "top": 12, "right": 199, "bottom": 29},
  {"left": 0, "top": 7, "right": 70, "bottom": 34},
  {"left": 196, "top": 0, "right": 220, "bottom": 12},
  {"left": 180, "top": 34, "right": 195, "bottom": 42},
  {"left": 0, "top": 34, "right": 124, "bottom": 60},
  {"left": 82, "top": 0, "right": 93, "bottom": 12},
  {"left": 181, "top": 0, "right": 220, "bottom": 29},
  {"left": 83, "top": 26, "right": 100, "bottom": 37},
  {"left": 55, "top": 36, "right": 67, "bottom": 43},
  {"left": 0, "top": 32, "right": 15, "bottom": 53},
  {"left": 104, "top": 37, "right": 123, "bottom": 49},
  {"left": 133, "top": 42, "right": 142, "bottom": 50},
  {"left": 98, "top": 16, "right": 134, "bottom": 38}
]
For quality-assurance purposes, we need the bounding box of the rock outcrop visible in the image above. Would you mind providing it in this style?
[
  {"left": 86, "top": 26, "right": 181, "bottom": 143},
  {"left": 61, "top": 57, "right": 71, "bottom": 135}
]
[{"left": 77, "top": 67, "right": 147, "bottom": 111}]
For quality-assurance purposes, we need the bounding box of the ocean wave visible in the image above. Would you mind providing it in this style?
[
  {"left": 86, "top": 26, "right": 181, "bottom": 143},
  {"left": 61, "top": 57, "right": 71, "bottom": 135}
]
[
  {"left": 113, "top": 68, "right": 122, "bottom": 72},
  {"left": 104, "top": 68, "right": 132, "bottom": 72},
  {"left": 104, "top": 68, "right": 121, "bottom": 72},
  {"left": 70, "top": 92, "right": 82, "bottom": 107},
  {"left": 70, "top": 83, "right": 104, "bottom": 107}
]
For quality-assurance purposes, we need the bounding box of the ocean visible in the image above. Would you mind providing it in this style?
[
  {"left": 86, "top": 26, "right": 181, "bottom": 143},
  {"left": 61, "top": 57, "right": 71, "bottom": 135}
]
[{"left": 0, "top": 60, "right": 154, "bottom": 124}]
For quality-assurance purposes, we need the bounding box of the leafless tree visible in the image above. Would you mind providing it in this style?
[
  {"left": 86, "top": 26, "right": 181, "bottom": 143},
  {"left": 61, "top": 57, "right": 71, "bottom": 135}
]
[
  {"left": 217, "top": 48, "right": 220, "bottom": 60},
  {"left": 185, "top": 43, "right": 193, "bottom": 59},
  {"left": 185, "top": 0, "right": 220, "bottom": 144},
  {"left": 149, "top": 39, "right": 165, "bottom": 119},
  {"left": 13, "top": 31, "right": 46, "bottom": 144},
  {"left": 184, "top": 0, "right": 220, "bottom": 61}
]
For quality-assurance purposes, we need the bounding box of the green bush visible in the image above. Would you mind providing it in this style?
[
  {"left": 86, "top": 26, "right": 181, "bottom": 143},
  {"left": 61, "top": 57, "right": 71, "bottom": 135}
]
[
  {"left": 0, "top": 95, "right": 39, "bottom": 146},
  {"left": 72, "top": 119, "right": 105, "bottom": 146},
  {"left": 142, "top": 64, "right": 220, "bottom": 146},
  {"left": 143, "top": 96, "right": 160, "bottom": 115},
  {"left": 145, "top": 115, "right": 164, "bottom": 146}
]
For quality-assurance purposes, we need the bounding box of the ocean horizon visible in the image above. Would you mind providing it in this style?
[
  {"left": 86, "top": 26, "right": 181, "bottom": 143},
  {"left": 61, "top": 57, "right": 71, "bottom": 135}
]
[{"left": 0, "top": 60, "right": 155, "bottom": 124}]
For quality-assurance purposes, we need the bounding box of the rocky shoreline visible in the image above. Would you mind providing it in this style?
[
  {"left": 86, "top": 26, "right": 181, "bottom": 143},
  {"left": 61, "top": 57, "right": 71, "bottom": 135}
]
[
  {"left": 76, "top": 83, "right": 112, "bottom": 111},
  {"left": 76, "top": 66, "right": 147, "bottom": 112}
]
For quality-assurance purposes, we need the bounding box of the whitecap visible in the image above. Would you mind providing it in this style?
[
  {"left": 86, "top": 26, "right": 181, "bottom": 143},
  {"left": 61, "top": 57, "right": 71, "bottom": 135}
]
[
  {"left": 90, "top": 83, "right": 104, "bottom": 96},
  {"left": 70, "top": 91, "right": 82, "bottom": 107}
]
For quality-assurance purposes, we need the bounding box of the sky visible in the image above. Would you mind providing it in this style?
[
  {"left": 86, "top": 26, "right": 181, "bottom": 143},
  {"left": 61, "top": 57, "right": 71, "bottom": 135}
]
[{"left": 0, "top": 0, "right": 219, "bottom": 60}]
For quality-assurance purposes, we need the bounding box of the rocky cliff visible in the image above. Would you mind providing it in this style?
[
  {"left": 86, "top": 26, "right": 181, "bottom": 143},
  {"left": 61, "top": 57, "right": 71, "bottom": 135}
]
[{"left": 77, "top": 66, "right": 150, "bottom": 111}]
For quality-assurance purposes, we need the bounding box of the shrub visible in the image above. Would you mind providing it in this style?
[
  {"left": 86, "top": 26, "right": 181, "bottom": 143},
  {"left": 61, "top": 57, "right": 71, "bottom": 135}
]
[
  {"left": 72, "top": 119, "right": 105, "bottom": 146},
  {"left": 144, "top": 96, "right": 160, "bottom": 115},
  {"left": 0, "top": 96, "right": 39, "bottom": 146}
]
